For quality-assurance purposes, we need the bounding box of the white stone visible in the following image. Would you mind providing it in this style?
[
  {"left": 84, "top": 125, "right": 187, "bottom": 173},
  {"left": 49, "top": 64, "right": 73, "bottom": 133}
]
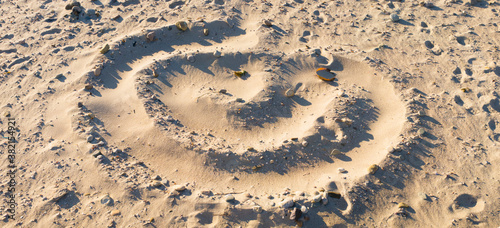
[
  {"left": 301, "top": 205, "right": 308, "bottom": 213},
  {"left": 252, "top": 205, "right": 262, "bottom": 213},
  {"left": 390, "top": 13, "right": 400, "bottom": 22},
  {"left": 173, "top": 185, "right": 186, "bottom": 192}
]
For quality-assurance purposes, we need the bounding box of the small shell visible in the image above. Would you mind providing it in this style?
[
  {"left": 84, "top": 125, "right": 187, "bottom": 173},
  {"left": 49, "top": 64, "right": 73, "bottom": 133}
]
[
  {"left": 203, "top": 28, "right": 209, "bottom": 36},
  {"left": 331, "top": 149, "right": 341, "bottom": 156},
  {"left": 316, "top": 68, "right": 336, "bottom": 81}
]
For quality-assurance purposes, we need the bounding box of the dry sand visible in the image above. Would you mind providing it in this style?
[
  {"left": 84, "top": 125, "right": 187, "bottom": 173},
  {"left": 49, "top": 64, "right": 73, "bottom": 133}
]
[{"left": 0, "top": 0, "right": 499, "bottom": 227}]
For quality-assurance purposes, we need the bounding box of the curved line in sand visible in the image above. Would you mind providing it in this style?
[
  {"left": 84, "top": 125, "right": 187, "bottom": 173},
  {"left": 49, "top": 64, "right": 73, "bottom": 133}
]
[{"left": 84, "top": 21, "right": 406, "bottom": 198}]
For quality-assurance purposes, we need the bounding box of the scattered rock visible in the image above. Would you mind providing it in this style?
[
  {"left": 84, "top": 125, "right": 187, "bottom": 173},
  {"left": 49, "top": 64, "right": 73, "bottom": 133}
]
[
  {"left": 368, "top": 164, "right": 379, "bottom": 175},
  {"left": 87, "top": 135, "right": 94, "bottom": 142},
  {"left": 225, "top": 194, "right": 235, "bottom": 202},
  {"left": 203, "top": 28, "right": 209, "bottom": 36},
  {"left": 424, "top": 40, "right": 434, "bottom": 49},
  {"left": 110, "top": 210, "right": 120, "bottom": 216},
  {"left": 285, "top": 88, "right": 295, "bottom": 98},
  {"left": 322, "top": 196, "right": 329, "bottom": 205},
  {"left": 100, "top": 44, "right": 110, "bottom": 54},
  {"left": 146, "top": 31, "right": 155, "bottom": 42},
  {"left": 417, "top": 128, "right": 426, "bottom": 136},
  {"left": 234, "top": 70, "right": 247, "bottom": 77},
  {"left": 84, "top": 84, "right": 93, "bottom": 90},
  {"left": 398, "top": 202, "right": 410, "bottom": 208},
  {"left": 338, "top": 168, "right": 347, "bottom": 173},
  {"left": 100, "top": 195, "right": 113, "bottom": 206},
  {"left": 421, "top": 21, "right": 428, "bottom": 27},
  {"left": 175, "top": 21, "right": 188, "bottom": 31},
  {"left": 219, "top": 89, "right": 227, "bottom": 94},
  {"left": 78, "top": 102, "right": 83, "bottom": 108},
  {"left": 65, "top": 4, "right": 73, "bottom": 10},
  {"left": 301, "top": 205, "right": 308, "bottom": 213},
  {"left": 312, "top": 194, "right": 322, "bottom": 203},
  {"left": 301, "top": 141, "right": 308, "bottom": 147},
  {"left": 187, "top": 55, "right": 196, "bottom": 63},
  {"left": 390, "top": 13, "right": 400, "bottom": 22},
  {"left": 263, "top": 20, "right": 272, "bottom": 27},
  {"left": 173, "top": 185, "right": 186, "bottom": 192},
  {"left": 94, "top": 65, "right": 102, "bottom": 77},
  {"left": 213, "top": 50, "right": 222, "bottom": 58}
]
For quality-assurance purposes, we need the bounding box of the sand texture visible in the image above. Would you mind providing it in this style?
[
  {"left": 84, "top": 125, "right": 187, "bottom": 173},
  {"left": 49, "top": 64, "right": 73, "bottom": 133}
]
[{"left": 0, "top": 0, "right": 499, "bottom": 227}]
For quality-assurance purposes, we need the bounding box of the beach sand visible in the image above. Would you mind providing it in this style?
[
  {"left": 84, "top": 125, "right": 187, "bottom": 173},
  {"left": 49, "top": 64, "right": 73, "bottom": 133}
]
[{"left": 0, "top": 0, "right": 499, "bottom": 227}]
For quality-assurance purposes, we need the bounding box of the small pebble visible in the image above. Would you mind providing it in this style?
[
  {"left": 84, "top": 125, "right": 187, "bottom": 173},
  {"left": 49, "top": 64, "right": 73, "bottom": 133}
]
[
  {"left": 368, "top": 164, "right": 379, "bottom": 175},
  {"left": 173, "top": 185, "right": 186, "bottom": 192},
  {"left": 213, "top": 50, "right": 222, "bottom": 58},
  {"left": 263, "top": 20, "right": 272, "bottom": 27},
  {"left": 146, "top": 31, "right": 155, "bottom": 42},
  {"left": 176, "top": 21, "right": 188, "bottom": 31},
  {"left": 390, "top": 13, "right": 400, "bottom": 22},
  {"left": 225, "top": 194, "right": 235, "bottom": 202},
  {"left": 418, "top": 128, "right": 426, "bottom": 136},
  {"left": 110, "top": 210, "right": 120, "bottom": 216},
  {"left": 84, "top": 84, "right": 93, "bottom": 90},
  {"left": 424, "top": 40, "right": 434, "bottom": 49}
]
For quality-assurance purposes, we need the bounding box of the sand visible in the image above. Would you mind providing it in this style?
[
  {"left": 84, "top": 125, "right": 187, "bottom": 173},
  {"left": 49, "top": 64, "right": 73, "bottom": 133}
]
[{"left": 0, "top": 0, "right": 499, "bottom": 227}]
